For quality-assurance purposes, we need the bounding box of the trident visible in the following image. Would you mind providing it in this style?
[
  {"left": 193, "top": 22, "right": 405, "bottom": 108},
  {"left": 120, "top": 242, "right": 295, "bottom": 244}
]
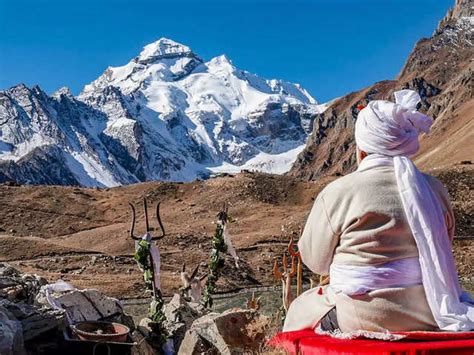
[
  {"left": 288, "top": 236, "right": 303, "bottom": 297},
  {"left": 273, "top": 253, "right": 297, "bottom": 312}
]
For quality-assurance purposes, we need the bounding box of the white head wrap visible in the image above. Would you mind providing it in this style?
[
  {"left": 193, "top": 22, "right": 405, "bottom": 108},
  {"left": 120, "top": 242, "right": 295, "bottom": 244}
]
[
  {"left": 355, "top": 89, "right": 432, "bottom": 156},
  {"left": 354, "top": 90, "right": 474, "bottom": 331}
]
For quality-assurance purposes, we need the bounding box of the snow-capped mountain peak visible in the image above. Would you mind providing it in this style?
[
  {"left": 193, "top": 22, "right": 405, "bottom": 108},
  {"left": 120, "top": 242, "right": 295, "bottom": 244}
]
[
  {"left": 137, "top": 37, "right": 194, "bottom": 62},
  {"left": 209, "top": 54, "right": 233, "bottom": 66},
  {"left": 81, "top": 38, "right": 204, "bottom": 96},
  {"left": 1, "top": 38, "right": 323, "bottom": 187}
]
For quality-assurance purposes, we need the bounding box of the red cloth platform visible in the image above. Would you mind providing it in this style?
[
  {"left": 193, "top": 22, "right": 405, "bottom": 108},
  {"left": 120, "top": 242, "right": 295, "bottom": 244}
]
[{"left": 268, "top": 329, "right": 474, "bottom": 355}]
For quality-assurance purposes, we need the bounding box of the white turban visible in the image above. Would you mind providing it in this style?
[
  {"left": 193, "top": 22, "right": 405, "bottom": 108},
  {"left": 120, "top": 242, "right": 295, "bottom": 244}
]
[
  {"left": 353, "top": 90, "right": 474, "bottom": 331},
  {"left": 355, "top": 89, "right": 432, "bottom": 156}
]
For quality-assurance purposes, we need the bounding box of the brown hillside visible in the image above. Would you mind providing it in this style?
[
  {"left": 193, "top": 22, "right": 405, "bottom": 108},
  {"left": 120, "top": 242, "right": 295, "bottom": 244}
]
[{"left": 0, "top": 165, "right": 472, "bottom": 299}]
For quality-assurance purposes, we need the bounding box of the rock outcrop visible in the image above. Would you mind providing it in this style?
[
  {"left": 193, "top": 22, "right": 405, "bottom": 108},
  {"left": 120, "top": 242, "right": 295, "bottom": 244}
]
[
  {"left": 0, "top": 263, "right": 134, "bottom": 354},
  {"left": 0, "top": 263, "right": 64, "bottom": 354},
  {"left": 178, "top": 308, "right": 269, "bottom": 354}
]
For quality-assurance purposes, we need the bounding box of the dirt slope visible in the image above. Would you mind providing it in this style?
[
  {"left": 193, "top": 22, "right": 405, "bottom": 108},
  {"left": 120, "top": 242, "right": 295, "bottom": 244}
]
[
  {"left": 0, "top": 172, "right": 331, "bottom": 298},
  {"left": 0, "top": 165, "right": 472, "bottom": 298}
]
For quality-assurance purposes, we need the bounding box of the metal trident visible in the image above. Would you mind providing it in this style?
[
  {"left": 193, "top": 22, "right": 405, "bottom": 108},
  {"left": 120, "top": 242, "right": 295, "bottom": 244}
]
[
  {"left": 128, "top": 198, "right": 165, "bottom": 240},
  {"left": 128, "top": 197, "right": 166, "bottom": 298},
  {"left": 273, "top": 253, "right": 297, "bottom": 312},
  {"left": 288, "top": 235, "right": 303, "bottom": 297}
]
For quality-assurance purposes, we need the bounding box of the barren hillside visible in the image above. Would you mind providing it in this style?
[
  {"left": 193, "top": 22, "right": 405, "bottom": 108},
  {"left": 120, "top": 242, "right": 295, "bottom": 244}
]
[{"left": 0, "top": 164, "right": 472, "bottom": 298}]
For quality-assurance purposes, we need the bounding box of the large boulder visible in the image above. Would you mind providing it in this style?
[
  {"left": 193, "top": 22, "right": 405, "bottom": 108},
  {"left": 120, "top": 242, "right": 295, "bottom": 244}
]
[
  {"left": 178, "top": 308, "right": 270, "bottom": 354},
  {"left": 36, "top": 282, "right": 134, "bottom": 328},
  {"left": 0, "top": 263, "right": 64, "bottom": 354},
  {"left": 0, "top": 305, "right": 25, "bottom": 355},
  {"left": 163, "top": 293, "right": 207, "bottom": 349},
  {"left": 137, "top": 293, "right": 208, "bottom": 352},
  {"left": 178, "top": 329, "right": 219, "bottom": 355},
  {"left": 0, "top": 299, "right": 64, "bottom": 342}
]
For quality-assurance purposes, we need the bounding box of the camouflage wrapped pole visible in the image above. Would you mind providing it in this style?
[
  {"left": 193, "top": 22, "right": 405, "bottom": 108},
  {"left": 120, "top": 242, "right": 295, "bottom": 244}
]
[{"left": 202, "top": 204, "right": 229, "bottom": 308}]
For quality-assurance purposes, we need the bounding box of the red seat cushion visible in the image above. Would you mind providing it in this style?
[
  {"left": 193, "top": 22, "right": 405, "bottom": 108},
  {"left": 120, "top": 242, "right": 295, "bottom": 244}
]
[{"left": 268, "top": 329, "right": 474, "bottom": 355}]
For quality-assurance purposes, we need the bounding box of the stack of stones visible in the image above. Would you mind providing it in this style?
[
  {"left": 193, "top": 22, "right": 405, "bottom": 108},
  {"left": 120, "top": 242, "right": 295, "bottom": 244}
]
[{"left": 0, "top": 263, "right": 63, "bottom": 354}]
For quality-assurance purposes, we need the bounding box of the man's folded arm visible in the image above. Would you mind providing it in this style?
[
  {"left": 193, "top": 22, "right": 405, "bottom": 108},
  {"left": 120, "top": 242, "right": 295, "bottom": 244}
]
[{"left": 298, "top": 194, "right": 340, "bottom": 275}]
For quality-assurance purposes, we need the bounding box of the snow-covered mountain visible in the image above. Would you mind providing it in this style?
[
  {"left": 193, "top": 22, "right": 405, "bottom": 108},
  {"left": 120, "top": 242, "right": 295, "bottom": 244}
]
[{"left": 0, "top": 38, "right": 323, "bottom": 187}]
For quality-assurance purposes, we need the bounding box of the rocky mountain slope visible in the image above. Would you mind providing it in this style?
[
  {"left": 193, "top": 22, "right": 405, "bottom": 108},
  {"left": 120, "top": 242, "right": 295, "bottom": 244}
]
[
  {"left": 0, "top": 39, "right": 323, "bottom": 187},
  {"left": 289, "top": 0, "right": 473, "bottom": 180}
]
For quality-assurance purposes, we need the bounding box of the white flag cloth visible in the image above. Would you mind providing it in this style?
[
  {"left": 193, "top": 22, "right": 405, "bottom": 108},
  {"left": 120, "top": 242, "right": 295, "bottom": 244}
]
[
  {"left": 222, "top": 223, "right": 240, "bottom": 268},
  {"left": 354, "top": 90, "right": 474, "bottom": 331},
  {"left": 40, "top": 280, "right": 76, "bottom": 324}
]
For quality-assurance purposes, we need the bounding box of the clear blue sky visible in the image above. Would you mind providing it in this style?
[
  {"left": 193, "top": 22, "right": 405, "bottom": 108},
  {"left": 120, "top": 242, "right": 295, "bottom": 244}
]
[{"left": 0, "top": 0, "right": 452, "bottom": 102}]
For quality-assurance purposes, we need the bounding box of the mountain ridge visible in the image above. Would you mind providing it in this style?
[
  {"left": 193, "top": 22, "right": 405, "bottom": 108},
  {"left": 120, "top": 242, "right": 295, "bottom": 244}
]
[
  {"left": 288, "top": 0, "right": 473, "bottom": 180},
  {"left": 0, "top": 38, "right": 323, "bottom": 187}
]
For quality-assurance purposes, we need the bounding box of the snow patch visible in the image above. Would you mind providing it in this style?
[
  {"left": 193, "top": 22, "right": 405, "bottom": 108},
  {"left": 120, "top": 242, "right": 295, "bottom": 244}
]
[
  {"left": 65, "top": 151, "right": 121, "bottom": 188},
  {"left": 208, "top": 144, "right": 306, "bottom": 175},
  {"left": 0, "top": 133, "right": 53, "bottom": 161}
]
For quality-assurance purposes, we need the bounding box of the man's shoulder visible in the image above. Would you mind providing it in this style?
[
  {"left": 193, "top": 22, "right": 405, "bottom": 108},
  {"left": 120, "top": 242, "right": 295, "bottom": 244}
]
[
  {"left": 319, "top": 170, "right": 367, "bottom": 198},
  {"left": 318, "top": 166, "right": 396, "bottom": 201},
  {"left": 319, "top": 169, "right": 449, "bottom": 201}
]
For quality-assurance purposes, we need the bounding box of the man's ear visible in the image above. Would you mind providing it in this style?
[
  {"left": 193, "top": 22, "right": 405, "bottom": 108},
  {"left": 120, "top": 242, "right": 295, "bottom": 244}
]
[{"left": 356, "top": 147, "right": 368, "bottom": 165}]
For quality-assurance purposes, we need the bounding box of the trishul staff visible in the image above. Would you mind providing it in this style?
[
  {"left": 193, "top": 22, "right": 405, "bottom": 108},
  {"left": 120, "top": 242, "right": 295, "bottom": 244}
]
[
  {"left": 129, "top": 198, "right": 165, "bottom": 299},
  {"left": 288, "top": 235, "right": 303, "bottom": 297},
  {"left": 273, "top": 253, "right": 297, "bottom": 312}
]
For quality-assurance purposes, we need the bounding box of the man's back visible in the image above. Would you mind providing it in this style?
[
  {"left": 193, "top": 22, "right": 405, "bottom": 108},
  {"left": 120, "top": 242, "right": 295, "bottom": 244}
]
[
  {"left": 298, "top": 165, "right": 454, "bottom": 332},
  {"left": 283, "top": 89, "right": 472, "bottom": 333}
]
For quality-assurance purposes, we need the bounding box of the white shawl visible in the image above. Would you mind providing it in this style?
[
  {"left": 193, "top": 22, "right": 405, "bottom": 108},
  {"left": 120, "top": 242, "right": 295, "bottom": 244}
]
[{"left": 355, "top": 89, "right": 474, "bottom": 331}]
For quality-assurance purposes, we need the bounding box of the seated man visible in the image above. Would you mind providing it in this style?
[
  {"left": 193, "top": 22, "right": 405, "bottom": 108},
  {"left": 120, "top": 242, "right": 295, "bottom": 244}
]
[{"left": 284, "top": 90, "right": 474, "bottom": 333}]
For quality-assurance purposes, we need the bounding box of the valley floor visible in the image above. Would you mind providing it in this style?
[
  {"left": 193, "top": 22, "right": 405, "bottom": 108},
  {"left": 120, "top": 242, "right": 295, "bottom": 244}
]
[{"left": 0, "top": 164, "right": 472, "bottom": 299}]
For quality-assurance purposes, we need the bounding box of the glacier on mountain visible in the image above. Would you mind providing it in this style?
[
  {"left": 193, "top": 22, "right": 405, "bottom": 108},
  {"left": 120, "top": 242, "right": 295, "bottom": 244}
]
[{"left": 0, "top": 38, "right": 324, "bottom": 187}]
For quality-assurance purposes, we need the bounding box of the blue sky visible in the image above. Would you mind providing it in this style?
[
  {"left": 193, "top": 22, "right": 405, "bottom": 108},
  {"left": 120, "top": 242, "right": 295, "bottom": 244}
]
[{"left": 0, "top": 0, "right": 452, "bottom": 102}]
